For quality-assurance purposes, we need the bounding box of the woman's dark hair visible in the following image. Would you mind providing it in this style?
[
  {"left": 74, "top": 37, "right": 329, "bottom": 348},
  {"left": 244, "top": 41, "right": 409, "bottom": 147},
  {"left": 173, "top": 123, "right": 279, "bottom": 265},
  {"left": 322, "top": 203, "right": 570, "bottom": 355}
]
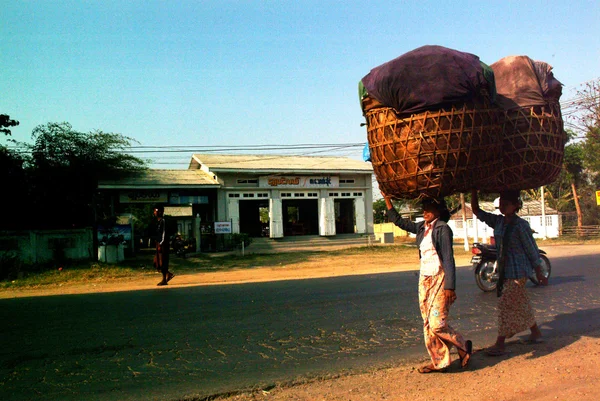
[
  {"left": 154, "top": 205, "right": 165, "bottom": 216},
  {"left": 421, "top": 198, "right": 451, "bottom": 223},
  {"left": 499, "top": 190, "right": 523, "bottom": 212}
]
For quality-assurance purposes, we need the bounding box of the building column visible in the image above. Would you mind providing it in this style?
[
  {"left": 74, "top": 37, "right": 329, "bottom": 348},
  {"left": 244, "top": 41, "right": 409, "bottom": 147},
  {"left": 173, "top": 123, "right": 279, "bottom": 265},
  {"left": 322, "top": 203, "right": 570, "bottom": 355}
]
[{"left": 269, "top": 192, "right": 283, "bottom": 238}]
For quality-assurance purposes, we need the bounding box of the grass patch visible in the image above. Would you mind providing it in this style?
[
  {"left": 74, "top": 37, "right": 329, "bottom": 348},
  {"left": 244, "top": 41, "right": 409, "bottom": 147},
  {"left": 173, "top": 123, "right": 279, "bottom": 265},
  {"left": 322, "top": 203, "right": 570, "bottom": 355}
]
[
  {"left": 0, "top": 261, "right": 155, "bottom": 290},
  {"left": 169, "top": 245, "right": 423, "bottom": 272}
]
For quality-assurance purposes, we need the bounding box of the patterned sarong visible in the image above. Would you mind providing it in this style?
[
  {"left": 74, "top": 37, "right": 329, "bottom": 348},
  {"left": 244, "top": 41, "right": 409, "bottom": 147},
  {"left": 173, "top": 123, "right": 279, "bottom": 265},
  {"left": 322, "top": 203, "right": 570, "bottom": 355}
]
[
  {"left": 419, "top": 272, "right": 467, "bottom": 369},
  {"left": 498, "top": 278, "right": 535, "bottom": 337}
]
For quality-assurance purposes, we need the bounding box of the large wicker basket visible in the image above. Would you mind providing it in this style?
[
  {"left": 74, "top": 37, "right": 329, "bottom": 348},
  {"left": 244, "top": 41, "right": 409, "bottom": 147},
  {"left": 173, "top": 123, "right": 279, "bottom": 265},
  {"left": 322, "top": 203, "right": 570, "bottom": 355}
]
[
  {"left": 495, "top": 102, "right": 566, "bottom": 191},
  {"left": 366, "top": 104, "right": 502, "bottom": 199}
]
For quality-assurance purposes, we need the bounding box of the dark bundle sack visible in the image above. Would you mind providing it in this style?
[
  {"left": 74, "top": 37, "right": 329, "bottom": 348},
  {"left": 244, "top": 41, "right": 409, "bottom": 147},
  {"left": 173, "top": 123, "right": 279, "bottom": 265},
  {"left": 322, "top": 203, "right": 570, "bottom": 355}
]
[
  {"left": 360, "top": 45, "right": 494, "bottom": 115},
  {"left": 491, "top": 55, "right": 563, "bottom": 109}
]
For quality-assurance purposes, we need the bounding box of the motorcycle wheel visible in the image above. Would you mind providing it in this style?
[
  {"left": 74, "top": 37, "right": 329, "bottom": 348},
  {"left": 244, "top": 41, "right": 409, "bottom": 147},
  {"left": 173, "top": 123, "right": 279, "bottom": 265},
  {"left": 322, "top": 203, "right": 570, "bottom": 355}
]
[
  {"left": 475, "top": 261, "right": 497, "bottom": 292},
  {"left": 529, "top": 254, "right": 552, "bottom": 286}
]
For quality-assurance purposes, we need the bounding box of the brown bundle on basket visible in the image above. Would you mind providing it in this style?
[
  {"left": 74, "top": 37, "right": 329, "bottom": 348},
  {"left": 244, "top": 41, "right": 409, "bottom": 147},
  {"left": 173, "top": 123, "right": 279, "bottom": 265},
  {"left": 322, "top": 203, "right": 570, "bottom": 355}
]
[
  {"left": 366, "top": 103, "right": 502, "bottom": 199},
  {"left": 490, "top": 55, "right": 566, "bottom": 191}
]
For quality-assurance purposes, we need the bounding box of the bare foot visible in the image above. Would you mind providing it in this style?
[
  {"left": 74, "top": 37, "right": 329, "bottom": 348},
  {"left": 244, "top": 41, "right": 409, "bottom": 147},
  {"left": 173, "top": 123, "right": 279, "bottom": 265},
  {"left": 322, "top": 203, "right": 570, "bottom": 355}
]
[
  {"left": 528, "top": 324, "right": 543, "bottom": 343},
  {"left": 417, "top": 364, "right": 447, "bottom": 374}
]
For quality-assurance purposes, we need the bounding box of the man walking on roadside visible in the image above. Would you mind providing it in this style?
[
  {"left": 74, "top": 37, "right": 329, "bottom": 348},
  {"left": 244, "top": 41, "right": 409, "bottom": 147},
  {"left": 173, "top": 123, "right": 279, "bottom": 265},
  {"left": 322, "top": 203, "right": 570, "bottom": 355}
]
[{"left": 154, "top": 205, "right": 174, "bottom": 286}]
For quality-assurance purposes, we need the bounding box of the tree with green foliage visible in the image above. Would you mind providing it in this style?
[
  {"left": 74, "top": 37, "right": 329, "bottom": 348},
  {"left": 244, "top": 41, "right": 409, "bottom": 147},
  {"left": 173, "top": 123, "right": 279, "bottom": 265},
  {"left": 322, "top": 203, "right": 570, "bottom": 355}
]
[
  {"left": 549, "top": 78, "right": 600, "bottom": 228},
  {"left": 372, "top": 198, "right": 387, "bottom": 224},
  {"left": 10, "top": 122, "right": 147, "bottom": 229},
  {"left": 0, "top": 114, "right": 19, "bottom": 136}
]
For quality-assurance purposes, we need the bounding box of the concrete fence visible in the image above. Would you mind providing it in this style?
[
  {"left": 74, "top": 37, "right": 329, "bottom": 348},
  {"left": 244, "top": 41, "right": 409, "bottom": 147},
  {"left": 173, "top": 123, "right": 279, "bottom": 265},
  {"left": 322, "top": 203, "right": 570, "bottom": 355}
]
[
  {"left": 0, "top": 228, "right": 94, "bottom": 264},
  {"left": 373, "top": 223, "right": 409, "bottom": 243}
]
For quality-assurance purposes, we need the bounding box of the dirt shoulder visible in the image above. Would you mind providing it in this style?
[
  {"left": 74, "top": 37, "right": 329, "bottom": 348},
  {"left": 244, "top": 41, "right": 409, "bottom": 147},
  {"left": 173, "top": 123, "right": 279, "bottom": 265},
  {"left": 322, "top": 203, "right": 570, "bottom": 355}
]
[{"left": 218, "top": 331, "right": 600, "bottom": 401}]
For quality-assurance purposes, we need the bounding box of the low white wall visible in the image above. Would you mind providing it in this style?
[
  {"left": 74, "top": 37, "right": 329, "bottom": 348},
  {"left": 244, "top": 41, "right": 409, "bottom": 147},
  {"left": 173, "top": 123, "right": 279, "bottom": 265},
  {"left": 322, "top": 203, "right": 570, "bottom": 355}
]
[{"left": 0, "top": 228, "right": 94, "bottom": 264}]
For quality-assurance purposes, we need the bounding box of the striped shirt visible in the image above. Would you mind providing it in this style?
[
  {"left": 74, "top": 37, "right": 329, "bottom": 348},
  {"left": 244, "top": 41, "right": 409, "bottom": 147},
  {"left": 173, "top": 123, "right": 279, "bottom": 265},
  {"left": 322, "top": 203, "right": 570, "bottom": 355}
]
[{"left": 474, "top": 210, "right": 542, "bottom": 279}]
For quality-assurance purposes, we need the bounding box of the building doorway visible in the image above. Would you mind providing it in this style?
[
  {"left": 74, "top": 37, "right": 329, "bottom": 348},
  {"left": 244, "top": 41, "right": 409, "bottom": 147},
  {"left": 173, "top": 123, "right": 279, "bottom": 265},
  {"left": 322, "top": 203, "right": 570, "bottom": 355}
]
[
  {"left": 335, "top": 199, "right": 355, "bottom": 234},
  {"left": 239, "top": 200, "right": 270, "bottom": 237},
  {"left": 282, "top": 199, "right": 318, "bottom": 236}
]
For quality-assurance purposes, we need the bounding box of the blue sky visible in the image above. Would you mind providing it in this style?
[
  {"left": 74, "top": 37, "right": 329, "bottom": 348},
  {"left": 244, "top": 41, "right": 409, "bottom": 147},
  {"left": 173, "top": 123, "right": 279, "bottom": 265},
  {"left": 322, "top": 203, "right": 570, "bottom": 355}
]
[{"left": 1, "top": 0, "right": 599, "bottom": 167}]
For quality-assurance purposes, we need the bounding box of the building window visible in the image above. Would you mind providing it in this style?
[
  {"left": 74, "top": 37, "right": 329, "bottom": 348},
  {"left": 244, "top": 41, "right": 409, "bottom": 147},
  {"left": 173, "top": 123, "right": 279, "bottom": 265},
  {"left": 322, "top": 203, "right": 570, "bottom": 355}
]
[
  {"left": 308, "top": 192, "right": 318, "bottom": 197},
  {"left": 467, "top": 220, "right": 473, "bottom": 228},
  {"left": 294, "top": 193, "right": 305, "bottom": 197},
  {"left": 242, "top": 193, "right": 255, "bottom": 198},
  {"left": 237, "top": 179, "right": 258, "bottom": 184},
  {"left": 341, "top": 192, "right": 351, "bottom": 197},
  {"left": 455, "top": 220, "right": 463, "bottom": 229},
  {"left": 329, "top": 192, "right": 339, "bottom": 197},
  {"left": 257, "top": 193, "right": 268, "bottom": 198},
  {"left": 281, "top": 193, "right": 291, "bottom": 198},
  {"left": 228, "top": 193, "right": 240, "bottom": 198},
  {"left": 545, "top": 216, "right": 553, "bottom": 226},
  {"left": 340, "top": 179, "right": 355, "bottom": 184},
  {"left": 353, "top": 192, "right": 363, "bottom": 197}
]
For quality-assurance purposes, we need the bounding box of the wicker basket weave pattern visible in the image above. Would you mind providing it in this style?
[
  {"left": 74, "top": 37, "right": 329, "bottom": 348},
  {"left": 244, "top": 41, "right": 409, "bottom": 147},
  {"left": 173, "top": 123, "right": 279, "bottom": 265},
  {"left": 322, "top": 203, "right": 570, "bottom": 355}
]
[
  {"left": 366, "top": 104, "right": 502, "bottom": 199},
  {"left": 497, "top": 102, "right": 565, "bottom": 190}
]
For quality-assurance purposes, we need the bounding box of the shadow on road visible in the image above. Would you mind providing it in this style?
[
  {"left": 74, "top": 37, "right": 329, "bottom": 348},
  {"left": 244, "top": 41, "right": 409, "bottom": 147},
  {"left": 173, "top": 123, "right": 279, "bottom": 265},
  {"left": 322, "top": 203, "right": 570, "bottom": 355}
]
[{"left": 459, "top": 307, "right": 600, "bottom": 373}]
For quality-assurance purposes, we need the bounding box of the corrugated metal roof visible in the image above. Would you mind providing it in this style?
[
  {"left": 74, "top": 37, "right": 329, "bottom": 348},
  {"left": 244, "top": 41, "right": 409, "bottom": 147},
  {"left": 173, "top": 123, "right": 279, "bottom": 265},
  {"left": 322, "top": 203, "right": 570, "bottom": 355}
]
[
  {"left": 98, "top": 169, "right": 220, "bottom": 189},
  {"left": 189, "top": 154, "right": 373, "bottom": 174}
]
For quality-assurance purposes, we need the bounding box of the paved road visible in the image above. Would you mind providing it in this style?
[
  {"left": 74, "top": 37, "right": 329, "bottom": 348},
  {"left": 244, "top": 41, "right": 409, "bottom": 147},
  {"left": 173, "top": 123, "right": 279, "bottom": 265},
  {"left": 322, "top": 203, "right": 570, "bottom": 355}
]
[{"left": 1, "top": 245, "right": 599, "bottom": 401}]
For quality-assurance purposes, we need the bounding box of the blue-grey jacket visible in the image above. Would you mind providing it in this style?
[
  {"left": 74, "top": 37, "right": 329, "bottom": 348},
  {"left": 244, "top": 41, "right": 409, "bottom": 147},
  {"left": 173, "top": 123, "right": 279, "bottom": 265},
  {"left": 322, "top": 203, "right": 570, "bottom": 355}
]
[{"left": 386, "top": 207, "right": 456, "bottom": 290}]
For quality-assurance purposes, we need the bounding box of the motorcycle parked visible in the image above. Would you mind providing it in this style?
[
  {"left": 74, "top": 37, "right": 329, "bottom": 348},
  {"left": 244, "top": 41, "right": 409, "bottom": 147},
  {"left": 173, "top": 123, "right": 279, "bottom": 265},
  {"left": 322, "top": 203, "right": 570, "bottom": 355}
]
[
  {"left": 172, "top": 234, "right": 190, "bottom": 258},
  {"left": 470, "top": 242, "right": 552, "bottom": 292}
]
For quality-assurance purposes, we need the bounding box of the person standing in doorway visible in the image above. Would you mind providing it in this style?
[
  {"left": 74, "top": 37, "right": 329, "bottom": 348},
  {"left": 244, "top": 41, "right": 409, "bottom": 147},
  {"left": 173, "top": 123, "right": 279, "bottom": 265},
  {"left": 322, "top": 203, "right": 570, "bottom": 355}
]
[
  {"left": 154, "top": 205, "right": 174, "bottom": 286},
  {"left": 383, "top": 192, "right": 472, "bottom": 373},
  {"left": 471, "top": 189, "right": 547, "bottom": 356}
]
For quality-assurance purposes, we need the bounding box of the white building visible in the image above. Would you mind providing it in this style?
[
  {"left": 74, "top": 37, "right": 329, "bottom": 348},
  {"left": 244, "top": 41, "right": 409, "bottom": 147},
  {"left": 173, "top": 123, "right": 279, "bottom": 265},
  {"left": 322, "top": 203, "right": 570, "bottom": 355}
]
[
  {"left": 189, "top": 154, "right": 374, "bottom": 238},
  {"left": 448, "top": 200, "right": 561, "bottom": 242},
  {"left": 99, "top": 154, "right": 374, "bottom": 252}
]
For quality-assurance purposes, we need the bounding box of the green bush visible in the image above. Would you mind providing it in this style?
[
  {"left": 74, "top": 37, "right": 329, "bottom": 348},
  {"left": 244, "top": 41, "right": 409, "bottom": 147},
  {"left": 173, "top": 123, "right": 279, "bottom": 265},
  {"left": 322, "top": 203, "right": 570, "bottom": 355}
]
[
  {"left": 231, "top": 233, "right": 252, "bottom": 248},
  {"left": 0, "top": 252, "right": 21, "bottom": 281}
]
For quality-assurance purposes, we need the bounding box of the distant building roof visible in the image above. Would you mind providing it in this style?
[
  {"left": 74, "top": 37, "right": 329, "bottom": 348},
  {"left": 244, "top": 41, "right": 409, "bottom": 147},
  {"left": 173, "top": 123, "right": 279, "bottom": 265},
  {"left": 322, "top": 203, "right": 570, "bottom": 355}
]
[
  {"left": 98, "top": 169, "right": 220, "bottom": 189},
  {"left": 519, "top": 200, "right": 558, "bottom": 216},
  {"left": 450, "top": 200, "right": 558, "bottom": 220},
  {"left": 189, "top": 154, "right": 373, "bottom": 174}
]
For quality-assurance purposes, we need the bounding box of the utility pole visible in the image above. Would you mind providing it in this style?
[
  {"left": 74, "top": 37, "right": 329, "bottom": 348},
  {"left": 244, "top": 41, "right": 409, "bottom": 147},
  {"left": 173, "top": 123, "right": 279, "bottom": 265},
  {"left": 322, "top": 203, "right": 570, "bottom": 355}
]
[
  {"left": 460, "top": 193, "right": 469, "bottom": 251},
  {"left": 541, "top": 186, "right": 547, "bottom": 240}
]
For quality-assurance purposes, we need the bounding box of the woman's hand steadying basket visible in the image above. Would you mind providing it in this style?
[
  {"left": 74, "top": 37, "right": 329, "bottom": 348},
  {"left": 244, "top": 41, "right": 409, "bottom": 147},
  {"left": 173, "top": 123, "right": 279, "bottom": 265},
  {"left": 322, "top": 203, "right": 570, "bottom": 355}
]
[{"left": 380, "top": 190, "right": 394, "bottom": 210}]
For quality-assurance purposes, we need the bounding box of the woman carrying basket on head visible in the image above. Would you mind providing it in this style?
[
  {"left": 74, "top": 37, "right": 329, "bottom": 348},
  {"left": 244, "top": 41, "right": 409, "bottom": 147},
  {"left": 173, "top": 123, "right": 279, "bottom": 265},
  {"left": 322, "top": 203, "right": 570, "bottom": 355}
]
[
  {"left": 382, "top": 192, "right": 472, "bottom": 373},
  {"left": 471, "top": 189, "right": 548, "bottom": 356}
]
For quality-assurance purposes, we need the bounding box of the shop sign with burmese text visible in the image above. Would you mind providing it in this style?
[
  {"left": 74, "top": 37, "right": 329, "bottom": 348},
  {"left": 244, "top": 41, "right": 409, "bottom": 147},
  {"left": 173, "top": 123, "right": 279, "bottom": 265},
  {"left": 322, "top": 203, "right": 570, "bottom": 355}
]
[
  {"left": 259, "top": 176, "right": 339, "bottom": 188},
  {"left": 120, "top": 191, "right": 168, "bottom": 203},
  {"left": 214, "top": 222, "right": 232, "bottom": 234}
]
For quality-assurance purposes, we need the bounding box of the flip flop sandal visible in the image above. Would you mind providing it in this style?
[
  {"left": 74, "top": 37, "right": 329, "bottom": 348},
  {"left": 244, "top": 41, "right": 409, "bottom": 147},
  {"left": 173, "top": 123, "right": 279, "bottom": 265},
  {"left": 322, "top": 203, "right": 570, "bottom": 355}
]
[
  {"left": 460, "top": 340, "right": 473, "bottom": 368},
  {"left": 167, "top": 273, "right": 175, "bottom": 282}
]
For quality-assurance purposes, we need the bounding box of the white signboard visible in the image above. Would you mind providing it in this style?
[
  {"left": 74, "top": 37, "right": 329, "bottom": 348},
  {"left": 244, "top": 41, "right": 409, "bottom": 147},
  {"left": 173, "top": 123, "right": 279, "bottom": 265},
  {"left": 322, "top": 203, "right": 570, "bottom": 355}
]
[{"left": 214, "top": 222, "right": 232, "bottom": 234}]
